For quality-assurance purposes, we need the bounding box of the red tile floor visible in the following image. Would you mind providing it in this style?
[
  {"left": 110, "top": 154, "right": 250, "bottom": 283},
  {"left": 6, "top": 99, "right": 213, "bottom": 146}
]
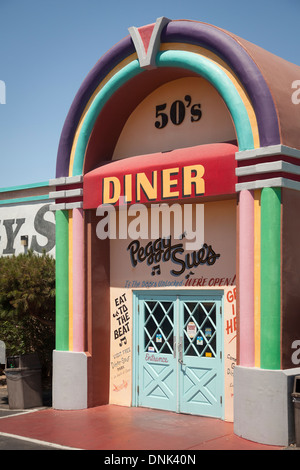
[{"left": 0, "top": 404, "right": 284, "bottom": 450}]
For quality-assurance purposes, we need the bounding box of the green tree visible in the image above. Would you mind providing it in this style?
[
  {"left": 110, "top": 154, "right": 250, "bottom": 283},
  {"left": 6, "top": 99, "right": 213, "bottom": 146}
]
[{"left": 0, "top": 252, "right": 55, "bottom": 376}]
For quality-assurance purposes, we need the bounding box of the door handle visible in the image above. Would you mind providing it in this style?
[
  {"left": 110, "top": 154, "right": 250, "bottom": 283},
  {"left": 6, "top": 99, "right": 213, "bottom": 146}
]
[{"left": 178, "top": 337, "right": 185, "bottom": 366}]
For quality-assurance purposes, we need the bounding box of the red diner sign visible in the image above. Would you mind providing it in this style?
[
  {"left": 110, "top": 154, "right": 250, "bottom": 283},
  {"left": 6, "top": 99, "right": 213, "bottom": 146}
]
[{"left": 83, "top": 143, "right": 237, "bottom": 209}]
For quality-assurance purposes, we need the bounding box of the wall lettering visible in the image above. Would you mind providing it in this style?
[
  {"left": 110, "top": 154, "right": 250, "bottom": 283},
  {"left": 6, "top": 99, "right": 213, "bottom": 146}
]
[
  {"left": 155, "top": 95, "right": 202, "bottom": 129},
  {"left": 127, "top": 236, "right": 220, "bottom": 277},
  {"left": 113, "top": 293, "right": 130, "bottom": 347},
  {"left": 111, "top": 292, "right": 131, "bottom": 395},
  {"left": 2, "top": 218, "right": 26, "bottom": 255},
  {"left": 101, "top": 164, "right": 205, "bottom": 205},
  {"left": 225, "top": 288, "right": 237, "bottom": 400},
  {"left": 0, "top": 204, "right": 55, "bottom": 256},
  {"left": 185, "top": 275, "right": 236, "bottom": 287},
  {"left": 30, "top": 204, "right": 55, "bottom": 253}
]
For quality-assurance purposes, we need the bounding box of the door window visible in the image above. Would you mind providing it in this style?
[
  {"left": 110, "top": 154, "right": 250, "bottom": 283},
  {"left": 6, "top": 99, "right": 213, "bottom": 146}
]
[
  {"left": 144, "top": 301, "right": 174, "bottom": 355},
  {"left": 183, "top": 301, "right": 217, "bottom": 358}
]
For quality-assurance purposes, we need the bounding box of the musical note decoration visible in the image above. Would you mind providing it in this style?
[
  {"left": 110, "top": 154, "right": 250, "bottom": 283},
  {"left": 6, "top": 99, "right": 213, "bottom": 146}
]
[
  {"left": 119, "top": 336, "right": 127, "bottom": 347},
  {"left": 151, "top": 265, "right": 161, "bottom": 276}
]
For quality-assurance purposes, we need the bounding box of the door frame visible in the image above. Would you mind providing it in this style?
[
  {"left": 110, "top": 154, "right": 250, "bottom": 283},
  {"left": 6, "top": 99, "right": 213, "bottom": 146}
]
[{"left": 132, "top": 289, "right": 224, "bottom": 418}]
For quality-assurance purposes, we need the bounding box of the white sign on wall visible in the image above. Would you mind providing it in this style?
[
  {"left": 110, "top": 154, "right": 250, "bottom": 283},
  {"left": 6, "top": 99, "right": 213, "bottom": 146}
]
[{"left": 0, "top": 202, "right": 55, "bottom": 257}]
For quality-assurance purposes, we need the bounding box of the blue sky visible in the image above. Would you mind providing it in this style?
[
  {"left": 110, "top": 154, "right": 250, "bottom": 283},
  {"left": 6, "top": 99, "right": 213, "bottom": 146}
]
[{"left": 0, "top": 0, "right": 299, "bottom": 188}]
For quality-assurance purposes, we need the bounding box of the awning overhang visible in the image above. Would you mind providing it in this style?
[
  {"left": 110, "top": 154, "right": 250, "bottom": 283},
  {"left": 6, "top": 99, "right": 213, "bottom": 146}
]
[{"left": 83, "top": 143, "right": 237, "bottom": 209}]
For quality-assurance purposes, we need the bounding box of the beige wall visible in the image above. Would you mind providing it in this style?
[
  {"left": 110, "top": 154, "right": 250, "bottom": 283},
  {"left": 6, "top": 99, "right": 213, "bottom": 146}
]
[{"left": 113, "top": 77, "right": 236, "bottom": 160}]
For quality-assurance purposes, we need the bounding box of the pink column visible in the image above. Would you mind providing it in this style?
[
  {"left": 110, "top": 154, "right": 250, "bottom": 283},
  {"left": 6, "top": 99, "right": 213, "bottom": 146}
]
[
  {"left": 72, "top": 208, "right": 85, "bottom": 352},
  {"left": 239, "top": 190, "right": 255, "bottom": 366}
]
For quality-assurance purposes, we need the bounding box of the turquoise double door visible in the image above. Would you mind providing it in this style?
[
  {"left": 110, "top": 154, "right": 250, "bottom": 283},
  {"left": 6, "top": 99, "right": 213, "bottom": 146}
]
[{"left": 134, "top": 292, "right": 223, "bottom": 418}]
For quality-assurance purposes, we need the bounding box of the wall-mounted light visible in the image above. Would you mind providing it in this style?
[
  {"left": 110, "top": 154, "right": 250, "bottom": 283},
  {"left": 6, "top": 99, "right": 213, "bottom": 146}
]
[{"left": 20, "top": 235, "right": 28, "bottom": 247}]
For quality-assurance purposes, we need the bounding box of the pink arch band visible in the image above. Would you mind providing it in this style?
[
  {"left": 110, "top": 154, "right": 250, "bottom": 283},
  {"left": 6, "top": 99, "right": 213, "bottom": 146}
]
[
  {"left": 72, "top": 208, "right": 85, "bottom": 352},
  {"left": 239, "top": 190, "right": 255, "bottom": 366}
]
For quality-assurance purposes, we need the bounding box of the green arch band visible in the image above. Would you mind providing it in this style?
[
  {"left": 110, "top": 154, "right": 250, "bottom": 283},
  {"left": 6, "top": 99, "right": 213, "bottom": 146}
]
[
  {"left": 73, "top": 60, "right": 143, "bottom": 176},
  {"left": 156, "top": 51, "right": 254, "bottom": 151},
  {"left": 55, "top": 209, "right": 69, "bottom": 351},
  {"left": 72, "top": 50, "right": 254, "bottom": 176}
]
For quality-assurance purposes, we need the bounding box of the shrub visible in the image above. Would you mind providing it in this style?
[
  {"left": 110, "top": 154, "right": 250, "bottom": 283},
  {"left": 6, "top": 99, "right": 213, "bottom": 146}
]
[{"left": 0, "top": 251, "right": 55, "bottom": 377}]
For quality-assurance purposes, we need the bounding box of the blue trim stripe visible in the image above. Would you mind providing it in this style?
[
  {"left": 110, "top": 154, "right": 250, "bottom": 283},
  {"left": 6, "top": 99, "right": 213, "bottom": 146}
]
[
  {"left": 0, "top": 194, "right": 51, "bottom": 206},
  {"left": 0, "top": 181, "right": 50, "bottom": 193}
]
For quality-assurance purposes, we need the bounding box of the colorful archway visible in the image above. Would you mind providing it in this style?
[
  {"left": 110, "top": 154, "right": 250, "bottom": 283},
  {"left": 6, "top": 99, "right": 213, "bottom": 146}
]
[
  {"left": 56, "top": 19, "right": 285, "bottom": 179},
  {"left": 70, "top": 50, "right": 255, "bottom": 177}
]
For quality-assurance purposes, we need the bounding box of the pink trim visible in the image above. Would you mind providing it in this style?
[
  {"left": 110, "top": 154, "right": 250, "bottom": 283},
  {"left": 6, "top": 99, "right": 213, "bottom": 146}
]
[
  {"left": 138, "top": 24, "right": 155, "bottom": 53},
  {"left": 72, "top": 208, "right": 85, "bottom": 352},
  {"left": 239, "top": 190, "right": 255, "bottom": 366}
]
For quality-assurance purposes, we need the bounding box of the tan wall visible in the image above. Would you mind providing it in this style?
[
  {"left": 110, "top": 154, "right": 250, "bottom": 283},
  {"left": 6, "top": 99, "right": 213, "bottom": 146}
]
[{"left": 113, "top": 77, "right": 236, "bottom": 160}]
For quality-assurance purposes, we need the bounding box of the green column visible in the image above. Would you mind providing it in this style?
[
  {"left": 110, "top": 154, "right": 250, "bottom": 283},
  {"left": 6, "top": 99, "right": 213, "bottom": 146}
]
[
  {"left": 55, "top": 209, "right": 69, "bottom": 351},
  {"left": 260, "top": 187, "right": 281, "bottom": 369}
]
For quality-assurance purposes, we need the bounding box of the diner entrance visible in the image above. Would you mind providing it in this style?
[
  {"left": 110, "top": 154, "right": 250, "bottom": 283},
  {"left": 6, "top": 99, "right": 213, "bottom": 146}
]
[{"left": 134, "top": 291, "right": 224, "bottom": 418}]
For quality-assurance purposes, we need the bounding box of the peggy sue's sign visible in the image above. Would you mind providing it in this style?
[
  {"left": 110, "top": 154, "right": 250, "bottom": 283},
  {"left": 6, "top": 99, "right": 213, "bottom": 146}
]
[{"left": 83, "top": 144, "right": 237, "bottom": 208}]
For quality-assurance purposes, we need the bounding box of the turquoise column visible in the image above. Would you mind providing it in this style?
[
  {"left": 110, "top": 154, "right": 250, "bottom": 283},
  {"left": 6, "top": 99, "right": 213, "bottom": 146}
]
[{"left": 55, "top": 209, "right": 69, "bottom": 351}]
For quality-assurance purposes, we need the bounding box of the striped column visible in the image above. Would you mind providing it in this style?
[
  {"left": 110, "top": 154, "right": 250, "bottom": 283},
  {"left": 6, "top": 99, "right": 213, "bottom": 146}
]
[
  {"left": 238, "top": 189, "right": 255, "bottom": 367},
  {"left": 50, "top": 175, "right": 84, "bottom": 351},
  {"left": 55, "top": 209, "right": 69, "bottom": 351},
  {"left": 235, "top": 146, "right": 300, "bottom": 370},
  {"left": 260, "top": 187, "right": 281, "bottom": 369}
]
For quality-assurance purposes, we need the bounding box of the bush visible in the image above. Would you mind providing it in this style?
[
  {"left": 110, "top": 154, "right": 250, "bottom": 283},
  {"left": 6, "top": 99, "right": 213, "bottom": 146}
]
[{"left": 0, "top": 251, "right": 55, "bottom": 377}]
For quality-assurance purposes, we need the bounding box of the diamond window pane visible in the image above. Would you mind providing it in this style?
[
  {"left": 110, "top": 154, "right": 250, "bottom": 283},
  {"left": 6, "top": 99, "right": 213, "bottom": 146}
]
[
  {"left": 144, "top": 301, "right": 174, "bottom": 354},
  {"left": 183, "top": 301, "right": 217, "bottom": 358}
]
